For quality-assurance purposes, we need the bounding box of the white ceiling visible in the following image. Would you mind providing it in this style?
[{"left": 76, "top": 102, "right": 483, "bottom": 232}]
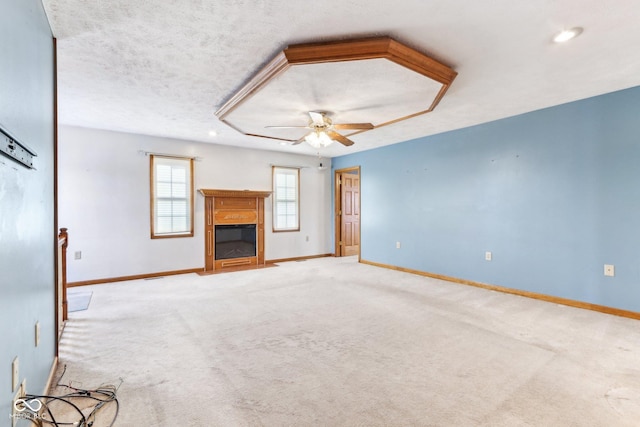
[{"left": 43, "top": 0, "right": 640, "bottom": 157}]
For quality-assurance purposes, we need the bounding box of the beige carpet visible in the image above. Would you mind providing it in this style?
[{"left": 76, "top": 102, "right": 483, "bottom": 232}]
[{"left": 51, "top": 256, "right": 640, "bottom": 426}]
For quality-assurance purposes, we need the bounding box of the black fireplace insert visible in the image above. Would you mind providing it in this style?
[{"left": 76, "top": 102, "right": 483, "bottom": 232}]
[{"left": 215, "top": 224, "right": 257, "bottom": 260}]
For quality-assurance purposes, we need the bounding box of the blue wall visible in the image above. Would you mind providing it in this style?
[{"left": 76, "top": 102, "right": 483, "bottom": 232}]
[
  {"left": 0, "top": 0, "right": 56, "bottom": 420},
  {"left": 333, "top": 86, "right": 640, "bottom": 313}
]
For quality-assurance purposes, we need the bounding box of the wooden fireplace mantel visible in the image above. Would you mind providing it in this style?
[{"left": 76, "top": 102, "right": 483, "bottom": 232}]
[
  {"left": 199, "top": 189, "right": 271, "bottom": 271},
  {"left": 198, "top": 189, "right": 272, "bottom": 199}
]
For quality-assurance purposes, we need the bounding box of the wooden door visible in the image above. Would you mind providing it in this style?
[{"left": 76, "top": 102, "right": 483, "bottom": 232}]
[{"left": 339, "top": 171, "right": 360, "bottom": 256}]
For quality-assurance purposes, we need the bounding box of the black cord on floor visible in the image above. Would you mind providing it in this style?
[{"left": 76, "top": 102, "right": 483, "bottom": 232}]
[{"left": 25, "top": 364, "right": 122, "bottom": 427}]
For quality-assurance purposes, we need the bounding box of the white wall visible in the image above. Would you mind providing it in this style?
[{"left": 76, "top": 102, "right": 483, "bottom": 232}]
[{"left": 59, "top": 125, "right": 333, "bottom": 282}]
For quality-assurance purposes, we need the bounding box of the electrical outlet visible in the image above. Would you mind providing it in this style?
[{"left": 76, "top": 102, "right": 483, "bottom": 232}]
[
  {"left": 35, "top": 321, "right": 40, "bottom": 347},
  {"left": 396, "top": 241, "right": 401, "bottom": 249},
  {"left": 485, "top": 251, "right": 492, "bottom": 261},
  {"left": 12, "top": 357, "right": 19, "bottom": 392},
  {"left": 604, "top": 264, "right": 615, "bottom": 277},
  {"left": 305, "top": 235, "right": 309, "bottom": 242},
  {"left": 74, "top": 251, "right": 82, "bottom": 260}
]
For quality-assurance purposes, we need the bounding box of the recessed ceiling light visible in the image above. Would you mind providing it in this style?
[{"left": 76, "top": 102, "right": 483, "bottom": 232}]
[
  {"left": 553, "top": 27, "right": 583, "bottom": 43},
  {"left": 208, "top": 130, "right": 217, "bottom": 137},
  {"left": 279, "top": 142, "right": 288, "bottom": 146}
]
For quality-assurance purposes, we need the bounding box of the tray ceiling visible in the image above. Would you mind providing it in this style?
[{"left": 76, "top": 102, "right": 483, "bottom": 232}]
[{"left": 216, "top": 38, "right": 456, "bottom": 144}]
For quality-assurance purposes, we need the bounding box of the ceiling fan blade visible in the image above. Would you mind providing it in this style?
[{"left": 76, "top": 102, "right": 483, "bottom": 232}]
[
  {"left": 265, "top": 125, "right": 309, "bottom": 129},
  {"left": 328, "top": 131, "right": 354, "bottom": 146},
  {"left": 292, "top": 134, "right": 307, "bottom": 145},
  {"left": 308, "top": 111, "right": 326, "bottom": 126},
  {"left": 333, "top": 123, "right": 374, "bottom": 130}
]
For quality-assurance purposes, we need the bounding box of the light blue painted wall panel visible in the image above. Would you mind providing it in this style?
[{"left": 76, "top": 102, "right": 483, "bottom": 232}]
[
  {"left": 0, "top": 0, "right": 55, "bottom": 421},
  {"left": 334, "top": 86, "right": 640, "bottom": 312}
]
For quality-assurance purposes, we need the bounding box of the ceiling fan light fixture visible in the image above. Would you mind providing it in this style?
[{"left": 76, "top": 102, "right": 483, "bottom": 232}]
[{"left": 305, "top": 130, "right": 334, "bottom": 148}]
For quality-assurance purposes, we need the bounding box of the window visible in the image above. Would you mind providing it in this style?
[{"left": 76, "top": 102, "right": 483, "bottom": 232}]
[
  {"left": 272, "top": 166, "right": 300, "bottom": 232},
  {"left": 150, "top": 155, "right": 194, "bottom": 238}
]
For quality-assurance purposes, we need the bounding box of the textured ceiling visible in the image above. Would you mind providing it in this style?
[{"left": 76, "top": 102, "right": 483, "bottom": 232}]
[{"left": 43, "top": 0, "right": 640, "bottom": 157}]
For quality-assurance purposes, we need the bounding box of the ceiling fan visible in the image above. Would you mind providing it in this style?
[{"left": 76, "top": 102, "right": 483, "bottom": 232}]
[{"left": 266, "top": 111, "right": 373, "bottom": 148}]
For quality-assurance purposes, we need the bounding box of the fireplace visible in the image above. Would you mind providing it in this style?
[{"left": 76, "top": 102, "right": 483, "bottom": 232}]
[
  {"left": 215, "top": 224, "right": 256, "bottom": 260},
  {"left": 199, "top": 189, "right": 271, "bottom": 271}
]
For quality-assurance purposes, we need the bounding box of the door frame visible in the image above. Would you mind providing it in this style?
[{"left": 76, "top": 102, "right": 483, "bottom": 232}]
[{"left": 334, "top": 166, "right": 361, "bottom": 258}]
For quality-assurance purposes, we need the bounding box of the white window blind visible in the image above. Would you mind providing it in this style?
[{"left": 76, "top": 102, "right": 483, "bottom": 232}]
[
  {"left": 151, "top": 155, "right": 194, "bottom": 238},
  {"left": 272, "top": 166, "right": 300, "bottom": 232}
]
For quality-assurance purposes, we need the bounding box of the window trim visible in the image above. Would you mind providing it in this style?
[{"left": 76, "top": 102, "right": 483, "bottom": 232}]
[
  {"left": 272, "top": 166, "right": 300, "bottom": 232},
  {"left": 150, "top": 154, "right": 195, "bottom": 239}
]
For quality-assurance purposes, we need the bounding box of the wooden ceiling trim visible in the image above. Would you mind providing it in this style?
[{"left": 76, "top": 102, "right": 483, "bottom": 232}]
[
  {"left": 385, "top": 39, "right": 458, "bottom": 84},
  {"left": 283, "top": 37, "right": 393, "bottom": 64},
  {"left": 216, "top": 52, "right": 291, "bottom": 119},
  {"left": 283, "top": 37, "right": 457, "bottom": 84}
]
